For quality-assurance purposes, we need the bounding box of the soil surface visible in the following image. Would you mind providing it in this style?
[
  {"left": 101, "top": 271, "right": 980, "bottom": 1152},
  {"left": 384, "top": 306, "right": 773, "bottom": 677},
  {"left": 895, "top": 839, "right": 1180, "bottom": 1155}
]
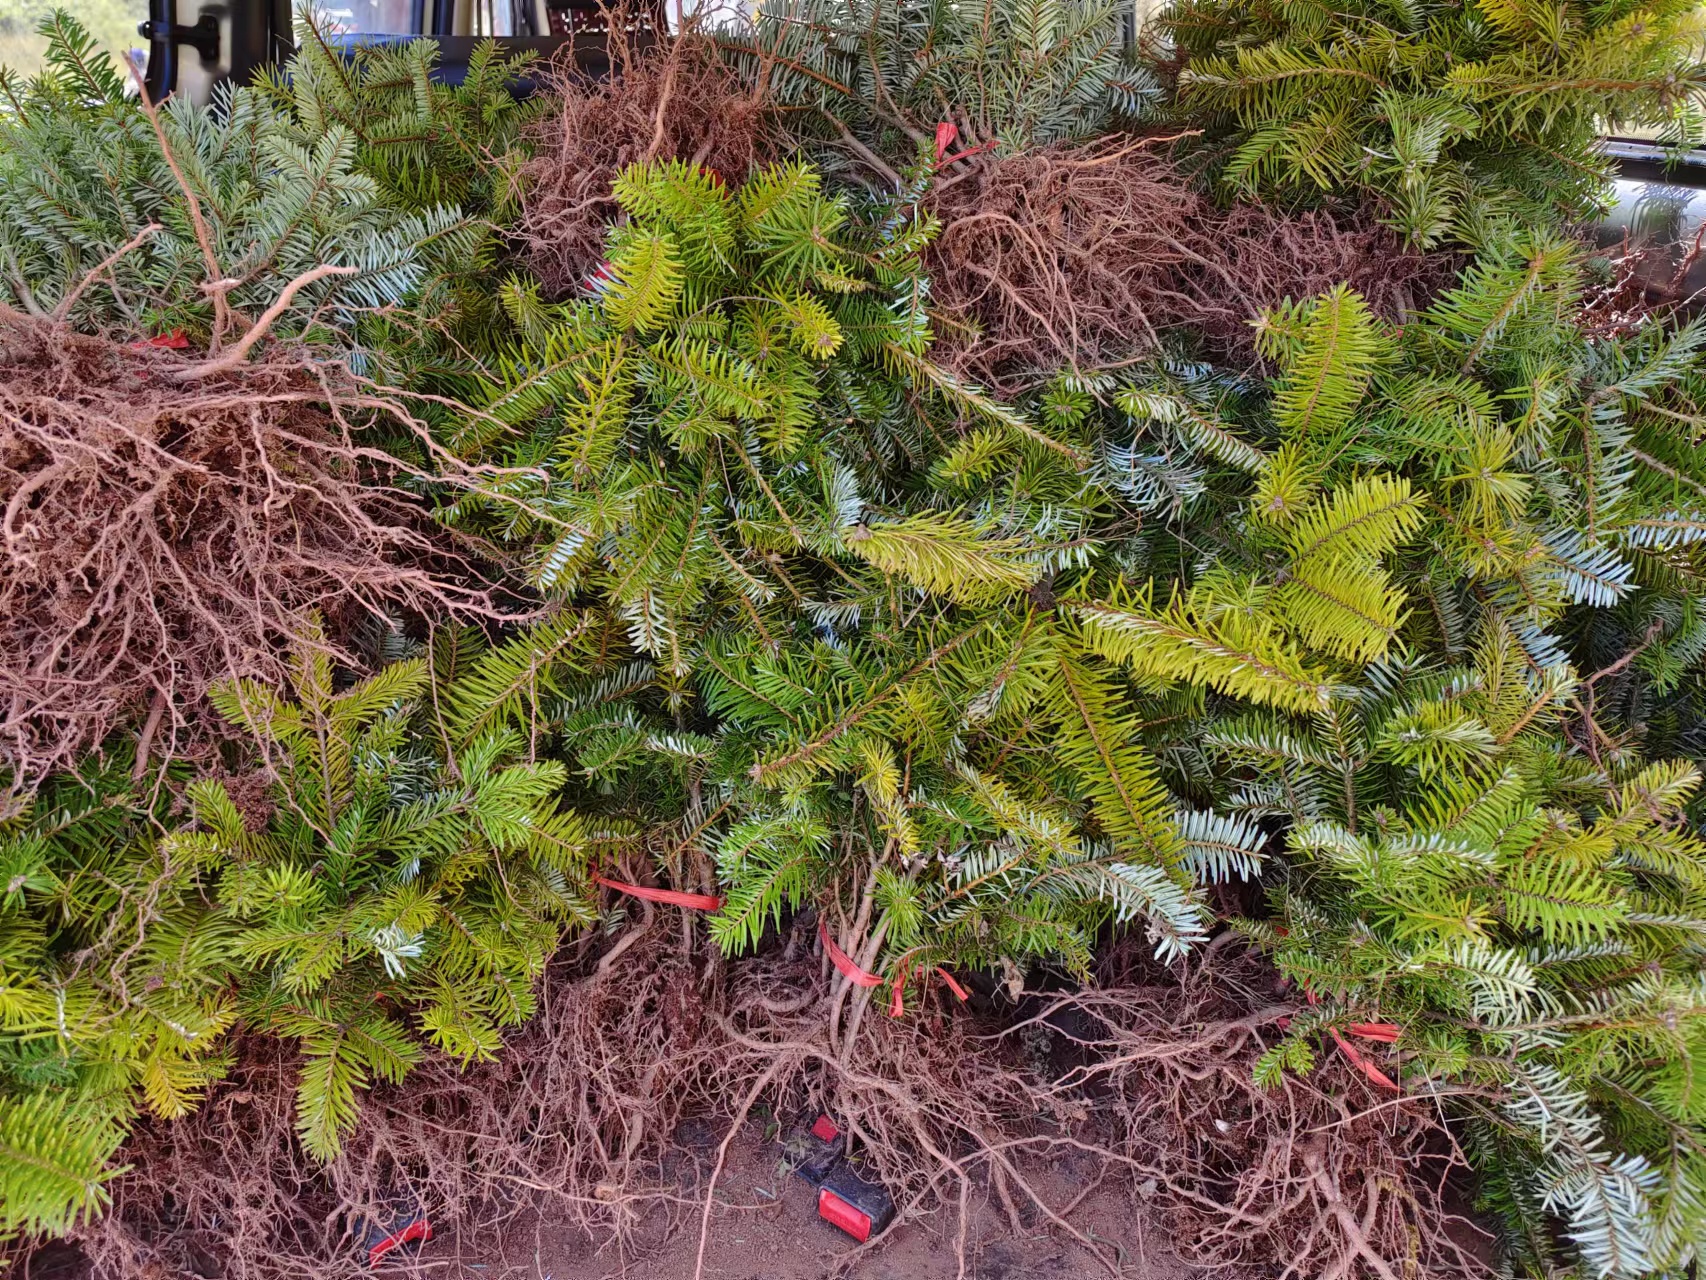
[{"left": 464, "top": 1123, "right": 1187, "bottom": 1280}]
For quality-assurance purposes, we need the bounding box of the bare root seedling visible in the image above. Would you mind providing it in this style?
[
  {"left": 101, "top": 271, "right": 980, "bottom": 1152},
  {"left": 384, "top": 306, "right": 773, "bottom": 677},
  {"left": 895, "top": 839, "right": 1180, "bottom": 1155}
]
[
  {"left": 519, "top": 21, "right": 770, "bottom": 296},
  {"left": 0, "top": 309, "right": 496, "bottom": 791}
]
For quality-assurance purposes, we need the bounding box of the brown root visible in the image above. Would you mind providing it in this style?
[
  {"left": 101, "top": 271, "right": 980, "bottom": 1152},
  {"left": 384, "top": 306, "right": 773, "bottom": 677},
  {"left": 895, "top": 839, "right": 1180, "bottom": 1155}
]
[
  {"left": 1579, "top": 220, "right": 1706, "bottom": 339},
  {"left": 518, "top": 28, "right": 772, "bottom": 296},
  {"left": 926, "top": 138, "right": 1457, "bottom": 391},
  {"left": 59, "top": 923, "right": 1494, "bottom": 1280},
  {"left": 0, "top": 309, "right": 494, "bottom": 792},
  {"left": 1019, "top": 942, "right": 1498, "bottom": 1279}
]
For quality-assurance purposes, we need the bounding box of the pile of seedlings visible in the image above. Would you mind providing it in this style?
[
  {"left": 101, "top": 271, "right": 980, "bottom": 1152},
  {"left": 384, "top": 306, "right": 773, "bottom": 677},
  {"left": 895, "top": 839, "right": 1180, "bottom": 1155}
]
[{"left": 5, "top": 2, "right": 1706, "bottom": 1279}]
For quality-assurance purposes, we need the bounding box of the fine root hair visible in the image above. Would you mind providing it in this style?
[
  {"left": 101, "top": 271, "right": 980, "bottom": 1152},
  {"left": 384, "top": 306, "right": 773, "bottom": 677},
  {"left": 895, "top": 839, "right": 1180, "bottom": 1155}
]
[{"left": 65, "top": 922, "right": 1493, "bottom": 1280}]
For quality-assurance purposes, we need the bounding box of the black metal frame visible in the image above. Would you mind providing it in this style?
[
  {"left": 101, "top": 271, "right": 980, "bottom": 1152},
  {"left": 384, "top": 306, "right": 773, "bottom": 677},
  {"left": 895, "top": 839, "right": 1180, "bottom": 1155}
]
[
  {"left": 141, "top": 0, "right": 293, "bottom": 100},
  {"left": 140, "top": 0, "right": 660, "bottom": 96}
]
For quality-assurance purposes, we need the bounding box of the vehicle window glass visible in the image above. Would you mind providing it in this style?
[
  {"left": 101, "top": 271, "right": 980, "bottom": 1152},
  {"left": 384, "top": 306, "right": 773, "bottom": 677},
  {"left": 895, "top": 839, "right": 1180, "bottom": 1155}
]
[
  {"left": 318, "top": 0, "right": 423, "bottom": 35},
  {"left": 466, "top": 0, "right": 522, "bottom": 35}
]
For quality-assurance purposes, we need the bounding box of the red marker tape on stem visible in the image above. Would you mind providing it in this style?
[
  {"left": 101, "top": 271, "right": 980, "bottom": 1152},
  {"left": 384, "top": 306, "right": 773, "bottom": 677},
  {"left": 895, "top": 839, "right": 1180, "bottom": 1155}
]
[
  {"left": 130, "top": 330, "right": 188, "bottom": 350},
  {"left": 1283, "top": 988, "right": 1402, "bottom": 1090},
  {"left": 891, "top": 963, "right": 972, "bottom": 1015},
  {"left": 1328, "top": 1028, "right": 1400, "bottom": 1092},
  {"left": 934, "top": 121, "right": 958, "bottom": 162},
  {"left": 593, "top": 874, "right": 723, "bottom": 912},
  {"left": 819, "top": 918, "right": 884, "bottom": 988},
  {"left": 940, "top": 141, "right": 996, "bottom": 166}
]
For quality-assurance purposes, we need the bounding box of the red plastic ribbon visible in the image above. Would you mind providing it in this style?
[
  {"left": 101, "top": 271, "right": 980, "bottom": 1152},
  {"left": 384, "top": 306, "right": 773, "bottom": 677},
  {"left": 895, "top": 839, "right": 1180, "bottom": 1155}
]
[
  {"left": 1328, "top": 1028, "right": 1400, "bottom": 1091},
  {"left": 887, "top": 964, "right": 971, "bottom": 1017},
  {"left": 819, "top": 918, "right": 884, "bottom": 988},
  {"left": 934, "top": 121, "right": 958, "bottom": 162},
  {"left": 593, "top": 874, "right": 723, "bottom": 912},
  {"left": 820, "top": 923, "right": 972, "bottom": 1017},
  {"left": 367, "top": 1217, "right": 431, "bottom": 1267},
  {"left": 131, "top": 330, "right": 188, "bottom": 350},
  {"left": 930, "top": 120, "right": 995, "bottom": 167},
  {"left": 1278, "top": 988, "right": 1402, "bottom": 1092},
  {"left": 935, "top": 967, "right": 970, "bottom": 1002},
  {"left": 940, "top": 140, "right": 996, "bottom": 166}
]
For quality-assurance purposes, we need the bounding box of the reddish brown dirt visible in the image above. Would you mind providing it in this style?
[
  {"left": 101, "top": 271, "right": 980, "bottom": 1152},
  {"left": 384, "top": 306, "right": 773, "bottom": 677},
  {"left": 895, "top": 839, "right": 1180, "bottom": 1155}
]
[{"left": 474, "top": 1125, "right": 1189, "bottom": 1280}]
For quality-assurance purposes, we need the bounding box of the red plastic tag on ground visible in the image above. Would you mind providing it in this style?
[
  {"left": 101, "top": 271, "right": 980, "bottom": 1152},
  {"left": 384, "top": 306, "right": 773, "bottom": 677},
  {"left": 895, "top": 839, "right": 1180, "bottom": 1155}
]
[
  {"left": 593, "top": 874, "right": 723, "bottom": 911},
  {"left": 818, "top": 1188, "right": 873, "bottom": 1241},
  {"left": 810, "top": 1114, "right": 840, "bottom": 1143}
]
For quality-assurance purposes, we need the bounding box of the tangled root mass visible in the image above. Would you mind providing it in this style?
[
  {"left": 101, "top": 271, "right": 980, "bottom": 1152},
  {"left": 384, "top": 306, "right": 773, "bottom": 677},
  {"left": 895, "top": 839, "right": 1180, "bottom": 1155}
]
[
  {"left": 66, "top": 925, "right": 1492, "bottom": 1280},
  {"left": 926, "top": 138, "right": 1454, "bottom": 390},
  {"left": 0, "top": 311, "right": 487, "bottom": 789},
  {"left": 519, "top": 31, "right": 769, "bottom": 295}
]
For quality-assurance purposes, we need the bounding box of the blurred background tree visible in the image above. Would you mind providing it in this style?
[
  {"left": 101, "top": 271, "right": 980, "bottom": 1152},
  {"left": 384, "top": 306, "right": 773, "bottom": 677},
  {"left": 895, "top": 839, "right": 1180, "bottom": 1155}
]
[{"left": 0, "top": 0, "right": 144, "bottom": 80}]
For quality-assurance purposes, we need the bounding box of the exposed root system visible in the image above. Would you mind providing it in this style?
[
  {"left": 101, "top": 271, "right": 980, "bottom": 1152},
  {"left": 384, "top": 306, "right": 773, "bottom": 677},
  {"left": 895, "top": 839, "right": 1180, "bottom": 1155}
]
[
  {"left": 63, "top": 921, "right": 1492, "bottom": 1280},
  {"left": 1020, "top": 942, "right": 1496, "bottom": 1279},
  {"left": 0, "top": 310, "right": 490, "bottom": 790},
  {"left": 927, "top": 139, "right": 1455, "bottom": 390},
  {"left": 519, "top": 29, "right": 770, "bottom": 296}
]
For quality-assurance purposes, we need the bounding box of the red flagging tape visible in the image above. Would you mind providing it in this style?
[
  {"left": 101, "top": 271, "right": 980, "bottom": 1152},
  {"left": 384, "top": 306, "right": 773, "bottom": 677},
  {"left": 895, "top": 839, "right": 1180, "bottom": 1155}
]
[
  {"left": 940, "top": 140, "right": 996, "bottom": 166},
  {"left": 367, "top": 1218, "right": 431, "bottom": 1267},
  {"left": 819, "top": 919, "right": 884, "bottom": 988},
  {"left": 593, "top": 874, "right": 723, "bottom": 912},
  {"left": 930, "top": 119, "right": 994, "bottom": 167},
  {"left": 934, "top": 121, "right": 958, "bottom": 162},
  {"left": 888, "top": 962, "right": 972, "bottom": 1017},
  {"left": 1280, "top": 988, "right": 1402, "bottom": 1092},
  {"left": 130, "top": 330, "right": 189, "bottom": 350},
  {"left": 1328, "top": 1028, "right": 1400, "bottom": 1092}
]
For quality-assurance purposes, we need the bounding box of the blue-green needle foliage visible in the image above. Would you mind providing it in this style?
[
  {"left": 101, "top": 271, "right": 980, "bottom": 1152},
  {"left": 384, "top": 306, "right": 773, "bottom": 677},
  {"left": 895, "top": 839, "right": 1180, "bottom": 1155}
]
[
  {"left": 454, "top": 162, "right": 1706, "bottom": 1274},
  {"left": 0, "top": 9, "right": 530, "bottom": 365}
]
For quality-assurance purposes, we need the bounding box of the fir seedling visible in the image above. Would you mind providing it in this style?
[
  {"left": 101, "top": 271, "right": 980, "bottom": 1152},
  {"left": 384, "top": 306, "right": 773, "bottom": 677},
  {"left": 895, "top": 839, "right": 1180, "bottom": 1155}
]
[{"left": 1167, "top": 0, "right": 1706, "bottom": 246}]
